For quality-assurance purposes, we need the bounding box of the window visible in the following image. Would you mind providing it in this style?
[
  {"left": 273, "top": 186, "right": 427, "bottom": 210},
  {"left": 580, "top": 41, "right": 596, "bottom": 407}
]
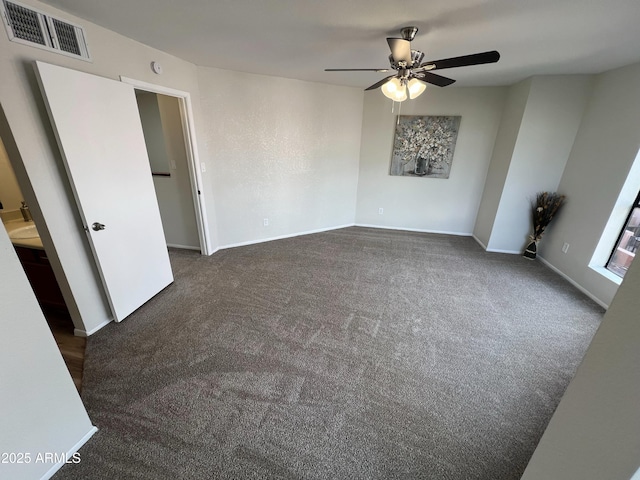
[{"left": 606, "top": 190, "right": 640, "bottom": 278}]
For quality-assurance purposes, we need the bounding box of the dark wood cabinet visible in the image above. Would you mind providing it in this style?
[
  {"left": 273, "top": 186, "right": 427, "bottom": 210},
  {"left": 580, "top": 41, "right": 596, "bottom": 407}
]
[{"left": 14, "top": 246, "right": 68, "bottom": 313}]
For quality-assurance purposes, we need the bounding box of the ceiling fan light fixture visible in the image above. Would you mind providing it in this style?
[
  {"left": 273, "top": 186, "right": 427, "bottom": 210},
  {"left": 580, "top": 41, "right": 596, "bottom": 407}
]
[
  {"left": 381, "top": 77, "right": 407, "bottom": 102},
  {"left": 407, "top": 78, "right": 427, "bottom": 99}
]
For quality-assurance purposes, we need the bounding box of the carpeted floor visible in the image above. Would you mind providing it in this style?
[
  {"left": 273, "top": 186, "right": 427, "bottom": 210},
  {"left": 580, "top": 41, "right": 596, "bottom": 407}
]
[{"left": 55, "top": 227, "right": 603, "bottom": 479}]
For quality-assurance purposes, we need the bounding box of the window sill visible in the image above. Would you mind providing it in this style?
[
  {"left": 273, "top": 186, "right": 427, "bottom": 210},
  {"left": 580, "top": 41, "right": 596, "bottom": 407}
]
[{"left": 589, "top": 265, "right": 623, "bottom": 286}]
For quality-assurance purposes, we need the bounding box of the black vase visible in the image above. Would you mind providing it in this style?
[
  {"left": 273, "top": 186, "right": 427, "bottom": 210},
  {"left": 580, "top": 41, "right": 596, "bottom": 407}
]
[{"left": 523, "top": 240, "right": 538, "bottom": 260}]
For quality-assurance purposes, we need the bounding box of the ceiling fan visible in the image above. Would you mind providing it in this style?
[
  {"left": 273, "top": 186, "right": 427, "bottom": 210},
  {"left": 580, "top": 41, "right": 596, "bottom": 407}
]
[{"left": 325, "top": 26, "right": 500, "bottom": 101}]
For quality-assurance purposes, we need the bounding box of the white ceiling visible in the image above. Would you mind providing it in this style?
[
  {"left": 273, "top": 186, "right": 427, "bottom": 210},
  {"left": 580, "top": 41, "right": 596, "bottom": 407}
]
[{"left": 41, "top": 0, "right": 640, "bottom": 88}]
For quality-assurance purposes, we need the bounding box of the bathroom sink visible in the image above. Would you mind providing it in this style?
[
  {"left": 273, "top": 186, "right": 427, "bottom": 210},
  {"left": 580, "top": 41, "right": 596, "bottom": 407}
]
[{"left": 9, "top": 224, "right": 39, "bottom": 239}]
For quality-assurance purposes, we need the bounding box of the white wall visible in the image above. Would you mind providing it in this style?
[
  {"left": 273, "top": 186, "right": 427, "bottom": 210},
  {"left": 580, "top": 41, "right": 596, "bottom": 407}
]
[
  {"left": 0, "top": 223, "right": 95, "bottom": 480},
  {"left": 136, "top": 91, "right": 171, "bottom": 175},
  {"left": 521, "top": 233, "right": 640, "bottom": 480},
  {"left": 487, "top": 75, "right": 592, "bottom": 252},
  {"left": 154, "top": 94, "right": 199, "bottom": 248},
  {"left": 540, "top": 63, "right": 640, "bottom": 307},
  {"left": 356, "top": 86, "right": 506, "bottom": 234},
  {"left": 0, "top": 136, "right": 23, "bottom": 211},
  {"left": 0, "top": 0, "right": 211, "bottom": 334},
  {"left": 197, "top": 67, "right": 364, "bottom": 247},
  {"left": 474, "top": 80, "right": 531, "bottom": 246}
]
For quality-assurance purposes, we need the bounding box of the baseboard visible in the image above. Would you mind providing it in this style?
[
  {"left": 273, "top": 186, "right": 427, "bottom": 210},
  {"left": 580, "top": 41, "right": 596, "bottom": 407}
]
[
  {"left": 355, "top": 223, "right": 472, "bottom": 237},
  {"left": 485, "top": 247, "right": 522, "bottom": 254},
  {"left": 74, "top": 317, "right": 113, "bottom": 337},
  {"left": 167, "top": 243, "right": 200, "bottom": 251},
  {"left": 218, "top": 224, "right": 356, "bottom": 250},
  {"left": 218, "top": 224, "right": 475, "bottom": 251},
  {"left": 40, "top": 426, "right": 98, "bottom": 480},
  {"left": 472, "top": 235, "right": 488, "bottom": 250},
  {"left": 538, "top": 256, "right": 609, "bottom": 310},
  {"left": 471, "top": 235, "right": 521, "bottom": 254}
]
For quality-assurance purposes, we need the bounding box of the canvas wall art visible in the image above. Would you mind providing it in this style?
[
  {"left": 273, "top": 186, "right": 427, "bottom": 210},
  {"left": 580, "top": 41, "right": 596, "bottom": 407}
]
[{"left": 390, "top": 115, "right": 461, "bottom": 178}]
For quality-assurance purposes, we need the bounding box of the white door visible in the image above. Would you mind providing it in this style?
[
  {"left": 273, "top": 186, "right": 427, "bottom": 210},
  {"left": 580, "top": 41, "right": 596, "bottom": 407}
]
[{"left": 34, "top": 61, "right": 173, "bottom": 322}]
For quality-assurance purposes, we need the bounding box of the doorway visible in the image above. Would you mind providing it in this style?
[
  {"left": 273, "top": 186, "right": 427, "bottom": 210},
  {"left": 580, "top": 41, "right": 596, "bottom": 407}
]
[
  {"left": 121, "top": 76, "right": 212, "bottom": 256},
  {"left": 135, "top": 90, "right": 200, "bottom": 250},
  {"left": 0, "top": 133, "right": 85, "bottom": 390}
]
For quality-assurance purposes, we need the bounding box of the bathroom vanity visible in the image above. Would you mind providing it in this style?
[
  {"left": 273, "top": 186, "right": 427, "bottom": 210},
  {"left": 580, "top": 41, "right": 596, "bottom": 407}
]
[{"left": 4, "top": 219, "right": 68, "bottom": 313}]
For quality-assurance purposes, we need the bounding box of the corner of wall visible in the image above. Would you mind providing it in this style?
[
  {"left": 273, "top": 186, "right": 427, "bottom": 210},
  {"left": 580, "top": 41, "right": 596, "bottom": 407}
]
[{"left": 473, "top": 79, "right": 531, "bottom": 248}]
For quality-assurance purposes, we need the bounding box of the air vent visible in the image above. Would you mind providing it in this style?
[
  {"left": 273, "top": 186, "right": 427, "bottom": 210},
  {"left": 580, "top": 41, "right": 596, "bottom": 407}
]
[
  {"left": 50, "top": 17, "right": 88, "bottom": 57},
  {"left": 1, "top": 0, "right": 91, "bottom": 61},
  {"left": 3, "top": 1, "right": 46, "bottom": 44}
]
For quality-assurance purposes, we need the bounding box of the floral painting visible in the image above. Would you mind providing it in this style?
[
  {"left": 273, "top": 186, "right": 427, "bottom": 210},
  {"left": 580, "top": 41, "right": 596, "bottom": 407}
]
[{"left": 390, "top": 115, "right": 461, "bottom": 178}]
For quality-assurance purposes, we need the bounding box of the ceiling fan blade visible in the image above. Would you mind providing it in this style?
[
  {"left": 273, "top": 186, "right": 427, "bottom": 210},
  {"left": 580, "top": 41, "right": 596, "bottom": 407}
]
[
  {"left": 420, "top": 50, "right": 500, "bottom": 71},
  {"left": 415, "top": 72, "right": 456, "bottom": 87},
  {"left": 364, "top": 75, "right": 397, "bottom": 91},
  {"left": 325, "top": 68, "right": 390, "bottom": 72},
  {"left": 387, "top": 38, "right": 412, "bottom": 65}
]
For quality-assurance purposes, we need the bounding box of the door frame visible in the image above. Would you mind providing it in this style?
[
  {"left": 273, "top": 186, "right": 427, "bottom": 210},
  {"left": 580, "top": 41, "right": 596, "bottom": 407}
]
[{"left": 120, "top": 76, "right": 213, "bottom": 255}]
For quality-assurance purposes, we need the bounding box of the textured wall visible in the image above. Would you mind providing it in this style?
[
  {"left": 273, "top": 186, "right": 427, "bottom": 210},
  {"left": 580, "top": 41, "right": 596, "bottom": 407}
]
[
  {"left": 487, "top": 75, "right": 592, "bottom": 252},
  {"left": 473, "top": 80, "right": 531, "bottom": 247},
  {"left": 197, "top": 67, "right": 364, "bottom": 246},
  {"left": 540, "top": 62, "right": 640, "bottom": 307},
  {"left": 356, "top": 86, "right": 506, "bottom": 234}
]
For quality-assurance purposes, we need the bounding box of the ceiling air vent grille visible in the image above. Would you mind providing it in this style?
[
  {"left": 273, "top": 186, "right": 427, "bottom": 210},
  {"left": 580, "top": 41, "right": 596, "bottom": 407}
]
[
  {"left": 51, "top": 18, "right": 84, "bottom": 56},
  {"left": 1, "top": 0, "right": 91, "bottom": 61},
  {"left": 4, "top": 0, "right": 45, "bottom": 44}
]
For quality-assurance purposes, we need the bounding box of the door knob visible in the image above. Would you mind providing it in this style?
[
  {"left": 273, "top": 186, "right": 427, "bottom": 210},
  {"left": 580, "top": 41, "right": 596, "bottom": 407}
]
[{"left": 92, "top": 222, "right": 106, "bottom": 231}]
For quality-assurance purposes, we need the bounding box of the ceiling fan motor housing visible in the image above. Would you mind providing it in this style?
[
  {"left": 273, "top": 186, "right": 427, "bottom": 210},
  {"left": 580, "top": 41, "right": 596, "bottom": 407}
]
[
  {"left": 401, "top": 26, "right": 418, "bottom": 41},
  {"left": 388, "top": 50, "right": 425, "bottom": 71}
]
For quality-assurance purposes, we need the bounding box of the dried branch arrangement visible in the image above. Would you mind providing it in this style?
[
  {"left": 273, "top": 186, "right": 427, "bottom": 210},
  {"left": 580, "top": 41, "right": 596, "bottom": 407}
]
[{"left": 524, "top": 192, "right": 566, "bottom": 259}]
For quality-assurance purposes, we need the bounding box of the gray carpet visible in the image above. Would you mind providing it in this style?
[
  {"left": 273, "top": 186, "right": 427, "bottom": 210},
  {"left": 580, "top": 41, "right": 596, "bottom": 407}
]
[{"left": 55, "top": 227, "right": 603, "bottom": 479}]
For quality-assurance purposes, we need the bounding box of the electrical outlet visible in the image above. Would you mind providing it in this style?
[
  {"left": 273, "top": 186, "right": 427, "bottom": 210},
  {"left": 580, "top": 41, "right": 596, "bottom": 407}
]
[
  {"left": 200, "top": 162, "right": 206, "bottom": 173},
  {"left": 263, "top": 218, "right": 269, "bottom": 226},
  {"left": 378, "top": 208, "right": 384, "bottom": 215},
  {"left": 562, "top": 242, "right": 570, "bottom": 253}
]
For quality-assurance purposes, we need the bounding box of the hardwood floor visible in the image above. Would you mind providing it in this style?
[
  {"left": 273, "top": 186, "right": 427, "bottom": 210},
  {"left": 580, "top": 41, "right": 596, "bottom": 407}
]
[{"left": 44, "top": 310, "right": 86, "bottom": 392}]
